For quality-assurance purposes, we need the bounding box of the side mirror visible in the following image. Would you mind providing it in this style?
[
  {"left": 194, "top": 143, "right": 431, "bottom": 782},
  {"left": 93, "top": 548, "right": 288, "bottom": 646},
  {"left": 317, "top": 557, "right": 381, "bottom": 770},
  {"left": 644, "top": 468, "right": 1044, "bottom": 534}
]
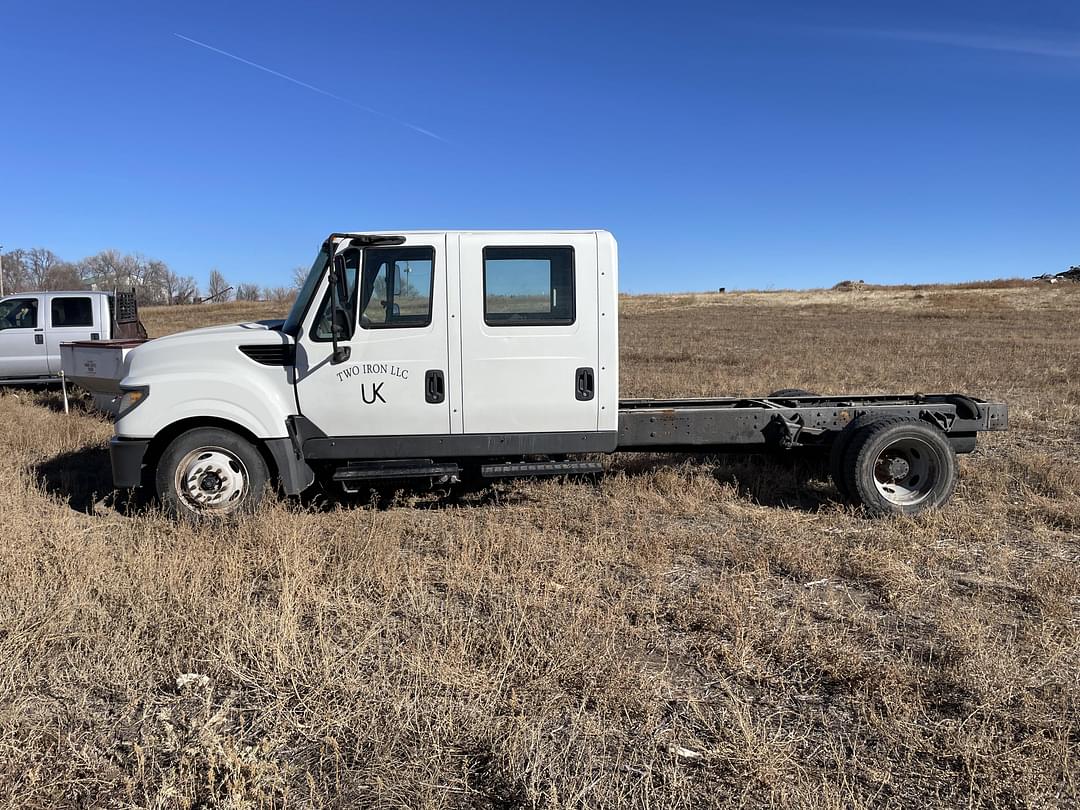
[
  {"left": 327, "top": 251, "right": 353, "bottom": 364},
  {"left": 333, "top": 262, "right": 350, "bottom": 304},
  {"left": 330, "top": 306, "right": 353, "bottom": 342},
  {"left": 331, "top": 306, "right": 352, "bottom": 364}
]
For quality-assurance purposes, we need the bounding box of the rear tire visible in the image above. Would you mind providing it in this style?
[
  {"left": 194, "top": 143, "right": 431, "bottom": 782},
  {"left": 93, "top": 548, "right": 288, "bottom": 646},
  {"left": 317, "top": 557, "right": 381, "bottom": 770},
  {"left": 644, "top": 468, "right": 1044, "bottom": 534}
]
[
  {"left": 156, "top": 427, "right": 269, "bottom": 519},
  {"left": 842, "top": 417, "right": 957, "bottom": 517},
  {"left": 828, "top": 413, "right": 887, "bottom": 500},
  {"left": 767, "top": 388, "right": 819, "bottom": 398}
]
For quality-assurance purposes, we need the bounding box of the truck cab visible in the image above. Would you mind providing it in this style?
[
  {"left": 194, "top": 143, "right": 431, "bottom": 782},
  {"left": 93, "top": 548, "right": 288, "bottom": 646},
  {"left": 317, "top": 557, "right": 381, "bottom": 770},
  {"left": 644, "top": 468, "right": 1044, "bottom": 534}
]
[
  {"left": 111, "top": 231, "right": 620, "bottom": 515},
  {"left": 0, "top": 291, "right": 115, "bottom": 381}
]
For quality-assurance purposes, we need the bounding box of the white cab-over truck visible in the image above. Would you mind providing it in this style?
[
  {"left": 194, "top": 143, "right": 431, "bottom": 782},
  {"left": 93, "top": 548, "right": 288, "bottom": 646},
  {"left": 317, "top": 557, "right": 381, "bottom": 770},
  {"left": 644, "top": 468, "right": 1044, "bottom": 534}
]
[{"left": 109, "top": 231, "right": 1007, "bottom": 518}]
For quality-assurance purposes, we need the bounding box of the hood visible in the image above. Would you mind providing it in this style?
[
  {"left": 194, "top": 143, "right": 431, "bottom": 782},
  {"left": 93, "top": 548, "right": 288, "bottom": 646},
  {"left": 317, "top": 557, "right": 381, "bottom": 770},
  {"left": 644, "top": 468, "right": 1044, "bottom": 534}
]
[
  {"left": 148, "top": 319, "right": 287, "bottom": 343},
  {"left": 123, "top": 320, "right": 293, "bottom": 381}
]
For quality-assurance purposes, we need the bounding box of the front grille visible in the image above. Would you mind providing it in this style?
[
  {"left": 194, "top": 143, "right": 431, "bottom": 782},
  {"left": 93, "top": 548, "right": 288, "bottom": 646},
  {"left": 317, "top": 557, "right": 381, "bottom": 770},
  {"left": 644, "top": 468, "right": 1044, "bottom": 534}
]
[{"left": 239, "top": 344, "right": 295, "bottom": 366}]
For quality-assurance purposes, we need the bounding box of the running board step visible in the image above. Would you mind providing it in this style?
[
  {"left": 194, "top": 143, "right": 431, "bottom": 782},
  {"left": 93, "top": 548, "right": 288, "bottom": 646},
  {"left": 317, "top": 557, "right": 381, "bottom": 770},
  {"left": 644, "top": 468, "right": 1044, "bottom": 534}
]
[
  {"left": 481, "top": 461, "right": 604, "bottom": 479},
  {"left": 333, "top": 461, "right": 461, "bottom": 481}
]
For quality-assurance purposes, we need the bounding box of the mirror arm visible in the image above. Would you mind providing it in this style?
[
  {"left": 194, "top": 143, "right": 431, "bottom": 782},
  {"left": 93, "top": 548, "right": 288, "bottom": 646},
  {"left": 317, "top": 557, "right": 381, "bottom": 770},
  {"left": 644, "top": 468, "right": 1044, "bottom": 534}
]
[{"left": 325, "top": 239, "right": 351, "bottom": 364}]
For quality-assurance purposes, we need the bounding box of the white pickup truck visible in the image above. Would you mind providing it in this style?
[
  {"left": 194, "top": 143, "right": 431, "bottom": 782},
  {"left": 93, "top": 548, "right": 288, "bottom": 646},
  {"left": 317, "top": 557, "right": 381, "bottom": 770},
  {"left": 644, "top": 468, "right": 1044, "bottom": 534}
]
[
  {"left": 0, "top": 290, "right": 114, "bottom": 380},
  {"left": 0, "top": 289, "right": 147, "bottom": 410},
  {"left": 109, "top": 230, "right": 1007, "bottom": 518}
]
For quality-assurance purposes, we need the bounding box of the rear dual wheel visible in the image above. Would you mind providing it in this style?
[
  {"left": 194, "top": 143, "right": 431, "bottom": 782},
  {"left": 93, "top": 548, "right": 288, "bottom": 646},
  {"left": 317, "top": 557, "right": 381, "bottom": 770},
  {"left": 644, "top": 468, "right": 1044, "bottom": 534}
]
[{"left": 832, "top": 416, "right": 957, "bottom": 516}]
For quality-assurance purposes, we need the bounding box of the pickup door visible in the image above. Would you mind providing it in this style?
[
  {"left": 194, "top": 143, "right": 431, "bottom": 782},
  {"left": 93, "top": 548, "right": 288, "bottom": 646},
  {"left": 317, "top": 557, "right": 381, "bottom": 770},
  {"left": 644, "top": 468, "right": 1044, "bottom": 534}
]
[
  {"left": 0, "top": 295, "right": 47, "bottom": 378},
  {"left": 44, "top": 293, "right": 105, "bottom": 373}
]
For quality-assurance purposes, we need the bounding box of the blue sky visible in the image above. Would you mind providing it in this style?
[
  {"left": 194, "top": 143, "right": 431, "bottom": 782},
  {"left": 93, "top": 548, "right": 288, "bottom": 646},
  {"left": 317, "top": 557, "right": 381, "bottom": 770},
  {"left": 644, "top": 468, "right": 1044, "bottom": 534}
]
[{"left": 1, "top": 0, "right": 1078, "bottom": 292}]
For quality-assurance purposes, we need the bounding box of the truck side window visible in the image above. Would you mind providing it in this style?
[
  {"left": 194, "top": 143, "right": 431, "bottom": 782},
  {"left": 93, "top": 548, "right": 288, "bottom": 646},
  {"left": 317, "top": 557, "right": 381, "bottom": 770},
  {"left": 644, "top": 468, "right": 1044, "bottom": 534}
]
[
  {"left": 483, "top": 246, "right": 575, "bottom": 326},
  {"left": 312, "top": 252, "right": 360, "bottom": 341},
  {"left": 359, "top": 246, "right": 435, "bottom": 329},
  {"left": 51, "top": 296, "right": 94, "bottom": 327},
  {"left": 0, "top": 298, "right": 38, "bottom": 330}
]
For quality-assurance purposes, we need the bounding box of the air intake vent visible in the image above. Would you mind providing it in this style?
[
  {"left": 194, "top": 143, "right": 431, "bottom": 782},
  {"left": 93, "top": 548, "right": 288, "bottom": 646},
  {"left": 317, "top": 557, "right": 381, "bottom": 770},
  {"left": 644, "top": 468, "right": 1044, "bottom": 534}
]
[{"left": 239, "top": 344, "right": 295, "bottom": 366}]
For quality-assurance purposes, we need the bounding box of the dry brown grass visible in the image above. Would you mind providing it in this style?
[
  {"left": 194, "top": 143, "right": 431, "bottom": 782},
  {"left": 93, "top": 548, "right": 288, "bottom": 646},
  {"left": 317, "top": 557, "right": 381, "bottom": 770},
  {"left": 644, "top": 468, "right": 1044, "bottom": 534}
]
[{"left": 1, "top": 283, "right": 1078, "bottom": 808}]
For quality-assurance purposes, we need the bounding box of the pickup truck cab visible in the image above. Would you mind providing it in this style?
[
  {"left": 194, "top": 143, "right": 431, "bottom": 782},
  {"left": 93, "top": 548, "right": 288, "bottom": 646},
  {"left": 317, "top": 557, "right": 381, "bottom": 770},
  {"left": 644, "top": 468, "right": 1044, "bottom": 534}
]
[
  {"left": 110, "top": 230, "right": 1007, "bottom": 518},
  {"left": 0, "top": 291, "right": 117, "bottom": 381}
]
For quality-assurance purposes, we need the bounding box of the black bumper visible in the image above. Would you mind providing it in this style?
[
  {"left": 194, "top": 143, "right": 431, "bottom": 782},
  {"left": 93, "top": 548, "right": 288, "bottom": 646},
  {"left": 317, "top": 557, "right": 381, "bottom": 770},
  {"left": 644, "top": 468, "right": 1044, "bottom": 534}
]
[{"left": 110, "top": 437, "right": 150, "bottom": 488}]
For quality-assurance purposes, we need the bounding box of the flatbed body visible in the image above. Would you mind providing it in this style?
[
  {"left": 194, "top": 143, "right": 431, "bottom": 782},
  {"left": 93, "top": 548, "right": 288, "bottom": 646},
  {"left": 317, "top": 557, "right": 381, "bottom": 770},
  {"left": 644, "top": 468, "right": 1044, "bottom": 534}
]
[{"left": 60, "top": 338, "right": 147, "bottom": 413}]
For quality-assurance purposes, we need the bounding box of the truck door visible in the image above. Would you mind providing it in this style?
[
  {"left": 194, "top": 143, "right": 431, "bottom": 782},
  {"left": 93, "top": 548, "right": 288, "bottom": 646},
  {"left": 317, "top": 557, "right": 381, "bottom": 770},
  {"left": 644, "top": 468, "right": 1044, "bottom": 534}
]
[
  {"left": 45, "top": 293, "right": 99, "bottom": 373},
  {"left": 458, "top": 233, "right": 599, "bottom": 434},
  {"left": 0, "top": 295, "right": 47, "bottom": 378},
  {"left": 294, "top": 235, "right": 451, "bottom": 437}
]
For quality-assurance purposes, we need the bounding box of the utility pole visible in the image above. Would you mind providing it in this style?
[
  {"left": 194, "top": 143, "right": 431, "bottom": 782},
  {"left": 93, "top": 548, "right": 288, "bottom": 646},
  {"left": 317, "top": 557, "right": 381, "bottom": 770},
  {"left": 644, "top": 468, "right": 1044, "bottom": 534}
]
[{"left": 0, "top": 244, "right": 5, "bottom": 297}]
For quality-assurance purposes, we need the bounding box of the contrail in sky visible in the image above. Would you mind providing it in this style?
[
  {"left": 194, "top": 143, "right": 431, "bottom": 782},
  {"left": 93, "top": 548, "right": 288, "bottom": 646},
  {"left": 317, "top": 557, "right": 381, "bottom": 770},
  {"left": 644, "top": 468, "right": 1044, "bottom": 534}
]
[
  {"left": 173, "top": 33, "right": 447, "bottom": 142},
  {"left": 805, "top": 26, "right": 1080, "bottom": 60}
]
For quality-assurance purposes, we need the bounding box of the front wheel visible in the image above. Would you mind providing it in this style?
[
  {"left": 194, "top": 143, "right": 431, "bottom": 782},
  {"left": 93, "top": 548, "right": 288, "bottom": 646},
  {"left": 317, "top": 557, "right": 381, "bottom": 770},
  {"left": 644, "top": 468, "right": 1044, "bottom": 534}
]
[
  {"left": 156, "top": 427, "right": 269, "bottom": 519},
  {"left": 842, "top": 417, "right": 957, "bottom": 517}
]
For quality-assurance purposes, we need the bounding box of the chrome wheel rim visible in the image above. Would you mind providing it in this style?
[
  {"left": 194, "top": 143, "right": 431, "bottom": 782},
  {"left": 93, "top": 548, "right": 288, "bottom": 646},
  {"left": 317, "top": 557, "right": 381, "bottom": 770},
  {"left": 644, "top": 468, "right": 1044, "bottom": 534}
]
[
  {"left": 872, "top": 437, "right": 937, "bottom": 506},
  {"left": 175, "top": 446, "right": 248, "bottom": 513}
]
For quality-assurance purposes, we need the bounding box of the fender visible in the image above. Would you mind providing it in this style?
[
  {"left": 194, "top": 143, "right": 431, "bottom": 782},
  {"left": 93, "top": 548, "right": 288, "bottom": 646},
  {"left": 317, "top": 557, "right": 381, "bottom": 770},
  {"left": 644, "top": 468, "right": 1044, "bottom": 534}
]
[{"left": 116, "top": 372, "right": 296, "bottom": 439}]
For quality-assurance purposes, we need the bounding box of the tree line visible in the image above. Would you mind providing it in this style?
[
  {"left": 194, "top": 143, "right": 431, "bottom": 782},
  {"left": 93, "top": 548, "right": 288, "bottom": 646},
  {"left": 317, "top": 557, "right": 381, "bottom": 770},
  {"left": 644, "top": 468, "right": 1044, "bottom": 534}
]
[{"left": 0, "top": 247, "right": 299, "bottom": 305}]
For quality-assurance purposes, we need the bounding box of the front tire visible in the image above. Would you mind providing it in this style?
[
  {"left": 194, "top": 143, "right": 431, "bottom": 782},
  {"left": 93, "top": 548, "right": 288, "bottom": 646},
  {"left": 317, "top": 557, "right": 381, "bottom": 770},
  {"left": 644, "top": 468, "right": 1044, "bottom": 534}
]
[{"left": 156, "top": 428, "right": 269, "bottom": 519}]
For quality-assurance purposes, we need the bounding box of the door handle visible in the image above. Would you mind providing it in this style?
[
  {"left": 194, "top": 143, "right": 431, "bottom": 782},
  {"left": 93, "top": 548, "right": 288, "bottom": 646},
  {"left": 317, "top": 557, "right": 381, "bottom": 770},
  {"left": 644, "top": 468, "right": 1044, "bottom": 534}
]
[
  {"left": 575, "top": 367, "right": 595, "bottom": 401},
  {"left": 425, "top": 369, "right": 445, "bottom": 404},
  {"left": 35, "top": 334, "right": 44, "bottom": 345}
]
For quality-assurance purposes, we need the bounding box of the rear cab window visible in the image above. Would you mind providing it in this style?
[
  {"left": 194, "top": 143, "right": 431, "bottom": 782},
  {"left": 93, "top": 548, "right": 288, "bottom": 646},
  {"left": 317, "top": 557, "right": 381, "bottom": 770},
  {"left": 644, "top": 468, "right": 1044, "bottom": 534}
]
[
  {"left": 483, "top": 246, "right": 575, "bottom": 325},
  {"left": 50, "top": 296, "right": 94, "bottom": 327}
]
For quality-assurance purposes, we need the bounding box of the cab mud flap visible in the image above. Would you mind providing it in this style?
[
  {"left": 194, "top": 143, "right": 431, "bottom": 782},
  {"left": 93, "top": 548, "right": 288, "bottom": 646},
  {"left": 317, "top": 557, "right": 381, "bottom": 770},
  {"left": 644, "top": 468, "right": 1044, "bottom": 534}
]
[
  {"left": 110, "top": 437, "right": 150, "bottom": 488},
  {"left": 265, "top": 438, "right": 316, "bottom": 495}
]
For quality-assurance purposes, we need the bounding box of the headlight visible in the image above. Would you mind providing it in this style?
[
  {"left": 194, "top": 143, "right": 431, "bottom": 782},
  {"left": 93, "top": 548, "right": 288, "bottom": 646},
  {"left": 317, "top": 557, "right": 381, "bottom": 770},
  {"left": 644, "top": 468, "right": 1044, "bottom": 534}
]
[{"left": 117, "top": 386, "right": 149, "bottom": 417}]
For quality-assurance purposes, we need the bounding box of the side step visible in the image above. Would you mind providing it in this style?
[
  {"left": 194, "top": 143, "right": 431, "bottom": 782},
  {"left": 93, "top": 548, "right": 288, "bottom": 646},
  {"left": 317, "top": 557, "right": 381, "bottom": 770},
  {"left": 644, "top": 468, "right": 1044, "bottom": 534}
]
[
  {"left": 481, "top": 460, "right": 604, "bottom": 479},
  {"left": 333, "top": 460, "right": 461, "bottom": 482}
]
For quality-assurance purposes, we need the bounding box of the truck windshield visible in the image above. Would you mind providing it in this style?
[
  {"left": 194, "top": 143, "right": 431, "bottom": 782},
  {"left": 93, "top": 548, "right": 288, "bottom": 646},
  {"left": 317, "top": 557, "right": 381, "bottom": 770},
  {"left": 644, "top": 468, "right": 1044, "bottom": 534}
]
[{"left": 282, "top": 249, "right": 329, "bottom": 336}]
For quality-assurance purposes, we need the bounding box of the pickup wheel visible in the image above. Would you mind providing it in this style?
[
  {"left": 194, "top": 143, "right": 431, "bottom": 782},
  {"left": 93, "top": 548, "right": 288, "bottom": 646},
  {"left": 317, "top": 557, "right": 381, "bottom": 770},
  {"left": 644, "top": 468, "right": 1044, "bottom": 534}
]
[
  {"left": 842, "top": 417, "right": 957, "bottom": 517},
  {"left": 156, "top": 428, "right": 268, "bottom": 519},
  {"left": 767, "top": 388, "right": 819, "bottom": 398}
]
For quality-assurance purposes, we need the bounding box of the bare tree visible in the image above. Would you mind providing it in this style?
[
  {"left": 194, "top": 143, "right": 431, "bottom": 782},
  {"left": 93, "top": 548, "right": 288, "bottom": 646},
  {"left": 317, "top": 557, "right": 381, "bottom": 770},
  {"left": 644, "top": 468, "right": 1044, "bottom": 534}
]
[
  {"left": 1, "top": 249, "right": 31, "bottom": 293},
  {"left": 78, "top": 250, "right": 173, "bottom": 303},
  {"left": 264, "top": 286, "right": 296, "bottom": 304},
  {"left": 292, "top": 265, "right": 309, "bottom": 290},
  {"left": 162, "top": 271, "right": 199, "bottom": 305},
  {"left": 235, "top": 283, "right": 260, "bottom": 301},
  {"left": 205, "top": 269, "right": 231, "bottom": 302},
  {"left": 174, "top": 275, "right": 199, "bottom": 304},
  {"left": 78, "top": 250, "right": 127, "bottom": 291},
  {"left": 24, "top": 248, "right": 84, "bottom": 290}
]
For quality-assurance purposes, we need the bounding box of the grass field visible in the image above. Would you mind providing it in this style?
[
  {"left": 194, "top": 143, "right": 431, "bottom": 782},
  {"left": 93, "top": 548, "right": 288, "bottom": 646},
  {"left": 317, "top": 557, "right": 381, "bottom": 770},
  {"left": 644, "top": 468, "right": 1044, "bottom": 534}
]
[{"left": 0, "top": 282, "right": 1077, "bottom": 808}]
